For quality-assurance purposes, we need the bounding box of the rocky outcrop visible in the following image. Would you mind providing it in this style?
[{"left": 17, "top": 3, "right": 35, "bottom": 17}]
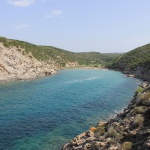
[
  {"left": 62, "top": 82, "right": 150, "bottom": 150},
  {"left": 0, "top": 43, "right": 57, "bottom": 82},
  {"left": 65, "top": 61, "right": 79, "bottom": 68},
  {"left": 113, "top": 61, "right": 150, "bottom": 81},
  {"left": 126, "top": 65, "right": 150, "bottom": 81}
]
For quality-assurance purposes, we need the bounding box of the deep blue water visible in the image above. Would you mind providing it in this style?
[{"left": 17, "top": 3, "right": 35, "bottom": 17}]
[{"left": 0, "top": 69, "right": 140, "bottom": 150}]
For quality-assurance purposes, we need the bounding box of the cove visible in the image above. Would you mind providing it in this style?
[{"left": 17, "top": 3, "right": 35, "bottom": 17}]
[{"left": 0, "top": 69, "right": 141, "bottom": 150}]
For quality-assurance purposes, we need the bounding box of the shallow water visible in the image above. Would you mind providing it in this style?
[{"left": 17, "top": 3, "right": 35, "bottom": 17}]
[{"left": 0, "top": 69, "right": 140, "bottom": 150}]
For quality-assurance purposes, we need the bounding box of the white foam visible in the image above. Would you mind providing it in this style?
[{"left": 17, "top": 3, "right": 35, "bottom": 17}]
[
  {"left": 63, "top": 76, "right": 100, "bottom": 84},
  {"left": 85, "top": 77, "right": 100, "bottom": 81}
]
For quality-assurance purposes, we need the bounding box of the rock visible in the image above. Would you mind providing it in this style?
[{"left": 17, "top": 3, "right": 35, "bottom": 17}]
[
  {"left": 45, "top": 71, "right": 51, "bottom": 75},
  {"left": 65, "top": 61, "right": 78, "bottom": 68},
  {"left": 86, "top": 131, "right": 94, "bottom": 137},
  {"left": 139, "top": 82, "right": 149, "bottom": 88},
  {"left": 62, "top": 143, "right": 73, "bottom": 150},
  {"left": 62, "top": 83, "right": 150, "bottom": 150},
  {"left": 95, "top": 141, "right": 106, "bottom": 147},
  {"left": 127, "top": 74, "right": 135, "bottom": 78},
  {"left": 130, "top": 130, "right": 137, "bottom": 135},
  {"left": 98, "top": 121, "right": 107, "bottom": 127},
  {"left": 72, "top": 137, "right": 83, "bottom": 146},
  {"left": 86, "top": 137, "right": 95, "bottom": 142},
  {"left": 83, "top": 143, "right": 91, "bottom": 150},
  {"left": 72, "top": 145, "right": 82, "bottom": 150},
  {"left": 0, "top": 43, "right": 58, "bottom": 82},
  {"left": 108, "top": 145, "right": 120, "bottom": 150}
]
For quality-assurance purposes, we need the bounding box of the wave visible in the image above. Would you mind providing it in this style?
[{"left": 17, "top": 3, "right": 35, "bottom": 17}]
[
  {"left": 63, "top": 76, "right": 100, "bottom": 84},
  {"left": 85, "top": 77, "right": 100, "bottom": 81}
]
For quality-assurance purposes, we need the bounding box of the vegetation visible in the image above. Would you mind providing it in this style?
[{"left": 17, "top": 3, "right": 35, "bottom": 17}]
[
  {"left": 134, "top": 114, "right": 144, "bottom": 127},
  {"left": 136, "top": 87, "right": 145, "bottom": 94},
  {"left": 122, "top": 142, "right": 133, "bottom": 150},
  {"left": 0, "top": 37, "right": 121, "bottom": 67},
  {"left": 108, "top": 44, "right": 150, "bottom": 71},
  {"left": 132, "top": 106, "right": 148, "bottom": 114}
]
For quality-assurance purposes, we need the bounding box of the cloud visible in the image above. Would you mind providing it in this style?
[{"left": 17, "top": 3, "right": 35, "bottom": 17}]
[
  {"left": 46, "top": 9, "right": 63, "bottom": 18},
  {"left": 15, "top": 23, "right": 34, "bottom": 30},
  {"left": 7, "top": 0, "right": 36, "bottom": 7}
]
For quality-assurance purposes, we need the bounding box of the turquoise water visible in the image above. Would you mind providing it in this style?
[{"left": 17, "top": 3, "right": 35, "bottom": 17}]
[{"left": 0, "top": 69, "right": 140, "bottom": 150}]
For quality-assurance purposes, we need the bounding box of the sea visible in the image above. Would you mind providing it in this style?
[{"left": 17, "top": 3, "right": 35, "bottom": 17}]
[{"left": 0, "top": 69, "right": 141, "bottom": 150}]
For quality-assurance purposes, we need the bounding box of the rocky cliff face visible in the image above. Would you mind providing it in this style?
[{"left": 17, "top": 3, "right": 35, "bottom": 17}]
[
  {"left": 0, "top": 43, "right": 57, "bottom": 82},
  {"left": 62, "top": 82, "right": 150, "bottom": 150},
  {"left": 65, "top": 61, "right": 79, "bottom": 68},
  {"left": 125, "top": 65, "right": 150, "bottom": 81}
]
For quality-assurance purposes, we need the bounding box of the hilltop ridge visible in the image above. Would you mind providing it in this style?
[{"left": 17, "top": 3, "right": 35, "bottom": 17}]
[{"left": 0, "top": 37, "right": 120, "bottom": 82}]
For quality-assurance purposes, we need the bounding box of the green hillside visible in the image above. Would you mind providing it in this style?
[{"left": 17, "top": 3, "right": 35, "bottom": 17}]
[
  {"left": 0, "top": 37, "right": 120, "bottom": 67},
  {"left": 109, "top": 44, "right": 150, "bottom": 71}
]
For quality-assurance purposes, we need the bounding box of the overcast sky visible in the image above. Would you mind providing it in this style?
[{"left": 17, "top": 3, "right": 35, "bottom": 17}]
[{"left": 1, "top": 0, "right": 150, "bottom": 52}]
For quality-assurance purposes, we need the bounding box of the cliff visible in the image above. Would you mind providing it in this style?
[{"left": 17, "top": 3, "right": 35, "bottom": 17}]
[
  {"left": 0, "top": 43, "right": 57, "bottom": 82},
  {"left": 62, "top": 82, "right": 150, "bottom": 150}
]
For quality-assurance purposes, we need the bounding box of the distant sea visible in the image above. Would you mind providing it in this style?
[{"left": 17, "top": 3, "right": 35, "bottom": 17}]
[{"left": 0, "top": 69, "right": 141, "bottom": 150}]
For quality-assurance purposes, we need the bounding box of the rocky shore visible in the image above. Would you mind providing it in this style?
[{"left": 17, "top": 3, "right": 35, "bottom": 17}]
[
  {"left": 0, "top": 43, "right": 58, "bottom": 82},
  {"left": 123, "top": 66, "right": 150, "bottom": 82},
  {"left": 62, "top": 82, "right": 150, "bottom": 150}
]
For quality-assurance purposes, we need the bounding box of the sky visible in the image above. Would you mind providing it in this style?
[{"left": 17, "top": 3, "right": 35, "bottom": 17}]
[{"left": 1, "top": 0, "right": 150, "bottom": 53}]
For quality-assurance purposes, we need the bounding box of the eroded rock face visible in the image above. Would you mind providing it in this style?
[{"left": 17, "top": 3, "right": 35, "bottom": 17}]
[
  {"left": 123, "top": 65, "right": 150, "bottom": 81},
  {"left": 65, "top": 61, "right": 78, "bottom": 68},
  {"left": 62, "top": 83, "right": 150, "bottom": 150},
  {"left": 132, "top": 66, "right": 150, "bottom": 81},
  {"left": 0, "top": 43, "right": 57, "bottom": 82}
]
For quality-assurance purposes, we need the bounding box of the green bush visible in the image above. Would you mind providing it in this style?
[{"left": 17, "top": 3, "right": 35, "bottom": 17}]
[
  {"left": 122, "top": 142, "right": 133, "bottom": 150},
  {"left": 136, "top": 87, "right": 145, "bottom": 94}
]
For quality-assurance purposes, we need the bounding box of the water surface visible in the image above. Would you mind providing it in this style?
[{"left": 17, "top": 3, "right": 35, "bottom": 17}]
[{"left": 0, "top": 69, "right": 140, "bottom": 150}]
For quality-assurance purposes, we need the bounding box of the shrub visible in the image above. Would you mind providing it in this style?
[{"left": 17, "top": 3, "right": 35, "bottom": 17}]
[
  {"left": 115, "top": 133, "right": 123, "bottom": 140},
  {"left": 136, "top": 87, "right": 145, "bottom": 94},
  {"left": 3, "top": 42, "right": 10, "bottom": 48},
  {"left": 142, "top": 92, "right": 150, "bottom": 101},
  {"left": 122, "top": 142, "right": 133, "bottom": 150},
  {"left": 107, "top": 126, "right": 116, "bottom": 137},
  {"left": 95, "top": 126, "right": 105, "bottom": 134},
  {"left": 138, "top": 92, "right": 150, "bottom": 106},
  {"left": 134, "top": 114, "right": 144, "bottom": 127},
  {"left": 132, "top": 106, "right": 148, "bottom": 114}
]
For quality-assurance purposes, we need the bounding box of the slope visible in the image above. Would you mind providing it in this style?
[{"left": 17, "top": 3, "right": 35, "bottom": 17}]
[{"left": 109, "top": 44, "right": 150, "bottom": 80}]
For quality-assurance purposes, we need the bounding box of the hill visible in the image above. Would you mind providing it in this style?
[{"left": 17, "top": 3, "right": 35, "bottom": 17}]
[
  {"left": 0, "top": 37, "right": 120, "bottom": 81},
  {"left": 109, "top": 44, "right": 150, "bottom": 81},
  {"left": 0, "top": 37, "right": 121, "bottom": 67}
]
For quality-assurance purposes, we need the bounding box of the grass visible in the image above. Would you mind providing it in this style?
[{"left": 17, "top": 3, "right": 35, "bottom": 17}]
[{"left": 136, "top": 87, "right": 145, "bottom": 94}]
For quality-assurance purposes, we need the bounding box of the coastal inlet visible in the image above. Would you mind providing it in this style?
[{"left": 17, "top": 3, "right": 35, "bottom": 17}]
[{"left": 0, "top": 69, "right": 140, "bottom": 150}]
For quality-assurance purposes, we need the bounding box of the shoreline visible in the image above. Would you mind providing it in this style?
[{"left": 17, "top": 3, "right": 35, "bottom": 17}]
[
  {"left": 3, "top": 63, "right": 145, "bottom": 84},
  {"left": 62, "top": 79, "right": 150, "bottom": 150},
  {"left": 1, "top": 66, "right": 149, "bottom": 149},
  {"left": 0, "top": 66, "right": 108, "bottom": 83}
]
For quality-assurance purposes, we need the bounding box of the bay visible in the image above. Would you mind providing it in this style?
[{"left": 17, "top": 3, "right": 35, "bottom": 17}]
[{"left": 0, "top": 69, "right": 141, "bottom": 150}]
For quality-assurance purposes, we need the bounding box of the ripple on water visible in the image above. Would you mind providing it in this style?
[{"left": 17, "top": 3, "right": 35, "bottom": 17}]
[{"left": 0, "top": 69, "right": 141, "bottom": 150}]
